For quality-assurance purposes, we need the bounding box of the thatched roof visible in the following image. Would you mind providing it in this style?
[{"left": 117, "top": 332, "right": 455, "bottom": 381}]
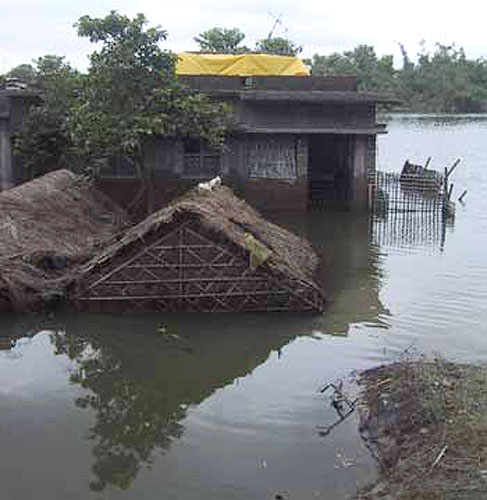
[
  {"left": 0, "top": 173, "right": 323, "bottom": 312},
  {"left": 78, "top": 184, "right": 322, "bottom": 290},
  {"left": 0, "top": 169, "right": 129, "bottom": 310}
]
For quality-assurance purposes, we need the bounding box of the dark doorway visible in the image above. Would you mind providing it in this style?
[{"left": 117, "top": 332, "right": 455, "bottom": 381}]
[{"left": 308, "top": 134, "right": 352, "bottom": 204}]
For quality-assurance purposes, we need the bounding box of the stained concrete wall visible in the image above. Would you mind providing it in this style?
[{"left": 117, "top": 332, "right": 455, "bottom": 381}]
[
  {"left": 240, "top": 102, "right": 376, "bottom": 132},
  {"left": 0, "top": 119, "right": 12, "bottom": 191},
  {"left": 0, "top": 91, "right": 40, "bottom": 191},
  {"left": 351, "top": 135, "right": 369, "bottom": 209}
]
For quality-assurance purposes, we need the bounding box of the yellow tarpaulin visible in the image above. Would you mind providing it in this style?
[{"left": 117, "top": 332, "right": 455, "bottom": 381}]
[{"left": 177, "top": 53, "right": 310, "bottom": 77}]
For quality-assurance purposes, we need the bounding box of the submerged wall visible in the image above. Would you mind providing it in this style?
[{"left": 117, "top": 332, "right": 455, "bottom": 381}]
[{"left": 98, "top": 130, "right": 376, "bottom": 213}]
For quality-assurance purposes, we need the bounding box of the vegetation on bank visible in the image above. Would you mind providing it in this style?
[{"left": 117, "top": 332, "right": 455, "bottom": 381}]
[
  {"left": 357, "top": 358, "right": 487, "bottom": 499},
  {"left": 310, "top": 43, "right": 487, "bottom": 113}
]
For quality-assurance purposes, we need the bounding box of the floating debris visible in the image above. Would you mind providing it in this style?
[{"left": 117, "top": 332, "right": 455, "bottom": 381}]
[{"left": 317, "top": 380, "right": 357, "bottom": 437}]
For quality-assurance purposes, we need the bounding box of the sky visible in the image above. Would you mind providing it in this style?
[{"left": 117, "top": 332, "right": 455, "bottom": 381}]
[{"left": 1, "top": 0, "right": 486, "bottom": 73}]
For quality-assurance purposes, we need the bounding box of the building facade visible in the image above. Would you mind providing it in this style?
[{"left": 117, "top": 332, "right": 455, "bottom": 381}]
[
  {"left": 1, "top": 77, "right": 393, "bottom": 212},
  {"left": 98, "top": 75, "right": 392, "bottom": 212}
]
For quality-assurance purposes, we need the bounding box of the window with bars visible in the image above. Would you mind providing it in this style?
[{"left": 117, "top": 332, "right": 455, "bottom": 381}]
[
  {"left": 101, "top": 156, "right": 137, "bottom": 178},
  {"left": 247, "top": 136, "right": 298, "bottom": 179},
  {"left": 183, "top": 138, "right": 221, "bottom": 178}
]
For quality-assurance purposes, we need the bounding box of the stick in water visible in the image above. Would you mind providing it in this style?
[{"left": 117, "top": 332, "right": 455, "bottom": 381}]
[{"left": 430, "top": 445, "right": 448, "bottom": 471}]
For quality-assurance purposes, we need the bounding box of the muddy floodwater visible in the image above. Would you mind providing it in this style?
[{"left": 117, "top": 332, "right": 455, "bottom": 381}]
[{"left": 1, "top": 114, "right": 487, "bottom": 500}]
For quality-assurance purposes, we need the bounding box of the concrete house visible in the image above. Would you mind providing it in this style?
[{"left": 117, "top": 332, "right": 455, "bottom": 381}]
[
  {"left": 98, "top": 54, "right": 393, "bottom": 211},
  {"left": 1, "top": 55, "right": 394, "bottom": 212}
]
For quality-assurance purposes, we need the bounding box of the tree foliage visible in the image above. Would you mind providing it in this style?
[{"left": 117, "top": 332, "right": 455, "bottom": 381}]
[
  {"left": 14, "top": 56, "right": 81, "bottom": 178},
  {"left": 311, "top": 45, "right": 397, "bottom": 92},
  {"left": 255, "top": 37, "right": 302, "bottom": 56},
  {"left": 195, "top": 26, "right": 302, "bottom": 57},
  {"left": 13, "top": 12, "right": 231, "bottom": 193},
  {"left": 6, "top": 63, "right": 38, "bottom": 85},
  {"left": 194, "top": 27, "right": 249, "bottom": 53},
  {"left": 310, "top": 43, "right": 487, "bottom": 113},
  {"left": 72, "top": 12, "right": 230, "bottom": 170}
]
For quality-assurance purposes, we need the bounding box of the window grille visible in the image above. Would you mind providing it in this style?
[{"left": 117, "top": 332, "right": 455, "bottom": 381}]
[{"left": 183, "top": 138, "right": 221, "bottom": 178}]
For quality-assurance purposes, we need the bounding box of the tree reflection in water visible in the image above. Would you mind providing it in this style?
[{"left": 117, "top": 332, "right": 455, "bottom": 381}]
[{"left": 50, "top": 314, "right": 309, "bottom": 492}]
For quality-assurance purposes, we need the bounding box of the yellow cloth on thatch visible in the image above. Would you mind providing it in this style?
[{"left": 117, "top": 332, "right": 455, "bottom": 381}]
[
  {"left": 176, "top": 53, "right": 310, "bottom": 76},
  {"left": 244, "top": 233, "right": 272, "bottom": 269}
]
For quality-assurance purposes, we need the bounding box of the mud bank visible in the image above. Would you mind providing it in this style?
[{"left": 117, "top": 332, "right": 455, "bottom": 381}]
[{"left": 356, "top": 358, "right": 487, "bottom": 499}]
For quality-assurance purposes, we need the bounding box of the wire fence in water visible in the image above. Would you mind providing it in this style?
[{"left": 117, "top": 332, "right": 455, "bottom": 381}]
[
  {"left": 368, "top": 168, "right": 453, "bottom": 251},
  {"left": 369, "top": 209, "right": 451, "bottom": 252},
  {"left": 369, "top": 170, "right": 446, "bottom": 215}
]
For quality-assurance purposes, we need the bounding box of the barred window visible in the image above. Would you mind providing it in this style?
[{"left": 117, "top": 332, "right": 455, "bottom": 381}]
[
  {"left": 183, "top": 138, "right": 221, "bottom": 178},
  {"left": 247, "top": 136, "right": 297, "bottom": 179},
  {"left": 101, "top": 156, "right": 136, "bottom": 178}
]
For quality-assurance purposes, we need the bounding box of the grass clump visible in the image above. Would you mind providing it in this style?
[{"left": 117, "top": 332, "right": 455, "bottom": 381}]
[{"left": 357, "top": 357, "right": 487, "bottom": 499}]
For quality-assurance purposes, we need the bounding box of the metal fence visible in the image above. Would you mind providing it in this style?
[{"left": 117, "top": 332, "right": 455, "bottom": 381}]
[
  {"left": 369, "top": 170, "right": 446, "bottom": 215},
  {"left": 369, "top": 209, "right": 450, "bottom": 252}
]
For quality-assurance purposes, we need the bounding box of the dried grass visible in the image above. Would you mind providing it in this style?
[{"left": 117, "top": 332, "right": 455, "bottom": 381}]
[
  {"left": 357, "top": 358, "right": 487, "bottom": 499},
  {"left": 80, "top": 184, "right": 321, "bottom": 287},
  {"left": 0, "top": 170, "right": 129, "bottom": 310},
  {"left": 0, "top": 174, "right": 323, "bottom": 311}
]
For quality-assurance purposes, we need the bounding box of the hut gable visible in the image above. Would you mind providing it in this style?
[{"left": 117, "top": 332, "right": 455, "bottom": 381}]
[{"left": 72, "top": 186, "right": 325, "bottom": 312}]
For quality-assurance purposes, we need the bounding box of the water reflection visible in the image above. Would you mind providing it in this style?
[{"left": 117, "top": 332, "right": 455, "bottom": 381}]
[
  {"left": 0, "top": 212, "right": 393, "bottom": 496},
  {"left": 266, "top": 210, "right": 390, "bottom": 335},
  {"left": 370, "top": 211, "right": 454, "bottom": 252},
  {"left": 0, "top": 314, "right": 46, "bottom": 352},
  {"left": 47, "top": 314, "right": 313, "bottom": 492}
]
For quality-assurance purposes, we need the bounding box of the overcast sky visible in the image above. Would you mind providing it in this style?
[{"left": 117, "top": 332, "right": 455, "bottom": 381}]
[{"left": 1, "top": 0, "right": 486, "bottom": 73}]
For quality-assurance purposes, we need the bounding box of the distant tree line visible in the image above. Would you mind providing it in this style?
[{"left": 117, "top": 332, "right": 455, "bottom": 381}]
[{"left": 309, "top": 43, "right": 487, "bottom": 113}]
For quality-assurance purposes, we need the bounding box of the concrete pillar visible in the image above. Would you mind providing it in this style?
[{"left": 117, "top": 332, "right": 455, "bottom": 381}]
[
  {"left": 351, "top": 134, "right": 369, "bottom": 210},
  {"left": 0, "top": 120, "right": 12, "bottom": 192}
]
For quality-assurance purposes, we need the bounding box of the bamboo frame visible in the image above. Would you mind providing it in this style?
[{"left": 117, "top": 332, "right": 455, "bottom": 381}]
[{"left": 74, "top": 218, "right": 321, "bottom": 312}]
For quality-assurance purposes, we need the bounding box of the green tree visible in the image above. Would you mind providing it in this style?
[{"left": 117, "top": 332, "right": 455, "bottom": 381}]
[
  {"left": 6, "top": 63, "right": 38, "bottom": 85},
  {"left": 396, "top": 42, "right": 487, "bottom": 112},
  {"left": 14, "top": 56, "right": 81, "bottom": 178},
  {"left": 255, "top": 37, "right": 302, "bottom": 56},
  {"left": 71, "top": 12, "right": 231, "bottom": 212},
  {"left": 194, "top": 27, "right": 249, "bottom": 53},
  {"left": 311, "top": 45, "right": 397, "bottom": 92}
]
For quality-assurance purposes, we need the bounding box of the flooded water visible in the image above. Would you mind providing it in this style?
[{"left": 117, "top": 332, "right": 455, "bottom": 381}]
[{"left": 1, "top": 114, "right": 487, "bottom": 499}]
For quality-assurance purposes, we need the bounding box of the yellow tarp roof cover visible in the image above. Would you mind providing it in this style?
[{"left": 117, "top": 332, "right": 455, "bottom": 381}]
[{"left": 177, "top": 53, "right": 310, "bottom": 77}]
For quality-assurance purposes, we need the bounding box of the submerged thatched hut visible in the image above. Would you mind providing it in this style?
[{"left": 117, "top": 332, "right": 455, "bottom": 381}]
[
  {"left": 71, "top": 185, "right": 325, "bottom": 312},
  {"left": 0, "top": 170, "right": 129, "bottom": 311}
]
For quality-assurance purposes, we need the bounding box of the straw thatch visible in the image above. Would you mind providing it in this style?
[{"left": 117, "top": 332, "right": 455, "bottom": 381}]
[
  {"left": 0, "top": 170, "right": 129, "bottom": 311},
  {"left": 73, "top": 185, "right": 325, "bottom": 312}
]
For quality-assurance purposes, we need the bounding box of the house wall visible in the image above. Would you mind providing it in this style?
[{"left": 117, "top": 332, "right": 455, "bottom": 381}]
[
  {"left": 98, "top": 131, "right": 375, "bottom": 213},
  {"left": 96, "top": 92, "right": 380, "bottom": 213},
  {"left": 0, "top": 92, "right": 40, "bottom": 191},
  {"left": 0, "top": 119, "right": 12, "bottom": 191},
  {"left": 98, "top": 133, "right": 311, "bottom": 213},
  {"left": 242, "top": 133, "right": 309, "bottom": 211},
  {"left": 238, "top": 102, "right": 376, "bottom": 132},
  {"left": 0, "top": 95, "right": 11, "bottom": 191}
]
